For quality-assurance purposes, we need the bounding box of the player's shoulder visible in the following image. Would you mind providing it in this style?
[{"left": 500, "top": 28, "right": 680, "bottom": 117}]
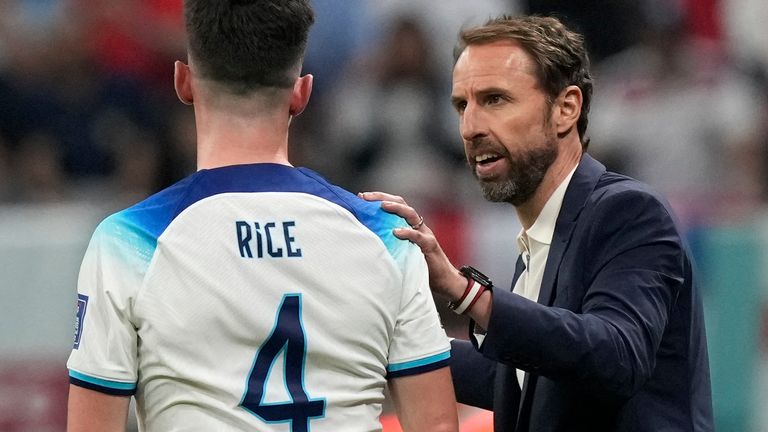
[
  {"left": 296, "top": 167, "right": 409, "bottom": 231},
  {"left": 92, "top": 174, "right": 198, "bottom": 253},
  {"left": 296, "top": 168, "right": 417, "bottom": 264}
]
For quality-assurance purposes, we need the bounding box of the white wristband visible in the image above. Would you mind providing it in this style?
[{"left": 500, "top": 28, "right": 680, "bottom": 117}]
[{"left": 451, "top": 281, "right": 485, "bottom": 315}]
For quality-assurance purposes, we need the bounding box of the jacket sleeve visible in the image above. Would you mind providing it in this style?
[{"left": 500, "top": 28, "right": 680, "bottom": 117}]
[
  {"left": 450, "top": 339, "right": 498, "bottom": 409},
  {"left": 477, "top": 188, "right": 685, "bottom": 398}
]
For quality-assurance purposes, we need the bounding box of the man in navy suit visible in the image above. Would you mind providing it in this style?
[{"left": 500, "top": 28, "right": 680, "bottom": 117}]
[{"left": 363, "top": 15, "right": 714, "bottom": 431}]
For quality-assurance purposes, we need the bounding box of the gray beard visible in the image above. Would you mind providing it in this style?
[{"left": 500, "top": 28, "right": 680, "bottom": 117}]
[{"left": 477, "top": 139, "right": 558, "bottom": 206}]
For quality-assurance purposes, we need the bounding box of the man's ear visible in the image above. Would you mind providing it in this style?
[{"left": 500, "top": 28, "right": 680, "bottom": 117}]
[
  {"left": 554, "top": 85, "right": 582, "bottom": 136},
  {"left": 289, "top": 74, "right": 313, "bottom": 117},
  {"left": 174, "top": 60, "right": 194, "bottom": 105}
]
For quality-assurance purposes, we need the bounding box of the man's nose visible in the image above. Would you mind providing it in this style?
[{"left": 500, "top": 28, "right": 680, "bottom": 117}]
[{"left": 460, "top": 105, "right": 488, "bottom": 142}]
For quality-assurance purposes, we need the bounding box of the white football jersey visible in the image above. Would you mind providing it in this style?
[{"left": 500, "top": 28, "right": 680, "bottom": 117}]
[{"left": 67, "top": 164, "right": 450, "bottom": 432}]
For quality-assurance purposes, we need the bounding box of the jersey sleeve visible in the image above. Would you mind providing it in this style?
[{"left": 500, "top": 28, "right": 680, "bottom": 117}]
[
  {"left": 386, "top": 242, "right": 451, "bottom": 378},
  {"left": 66, "top": 214, "right": 148, "bottom": 396}
]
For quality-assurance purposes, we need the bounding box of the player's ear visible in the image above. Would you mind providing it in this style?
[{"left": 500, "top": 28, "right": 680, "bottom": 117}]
[
  {"left": 174, "top": 60, "right": 194, "bottom": 105},
  {"left": 554, "top": 85, "right": 581, "bottom": 136},
  {"left": 289, "top": 74, "right": 313, "bottom": 117}
]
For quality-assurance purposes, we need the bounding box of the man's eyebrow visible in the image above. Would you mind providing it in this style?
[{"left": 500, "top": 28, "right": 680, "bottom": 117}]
[
  {"left": 451, "top": 87, "right": 512, "bottom": 104},
  {"left": 475, "top": 87, "right": 511, "bottom": 98}
]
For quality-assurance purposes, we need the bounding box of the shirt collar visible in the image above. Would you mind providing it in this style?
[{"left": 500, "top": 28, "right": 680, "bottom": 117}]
[{"left": 516, "top": 166, "right": 577, "bottom": 251}]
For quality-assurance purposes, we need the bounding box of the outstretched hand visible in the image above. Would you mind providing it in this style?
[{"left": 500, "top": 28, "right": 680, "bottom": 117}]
[{"left": 358, "top": 192, "right": 466, "bottom": 301}]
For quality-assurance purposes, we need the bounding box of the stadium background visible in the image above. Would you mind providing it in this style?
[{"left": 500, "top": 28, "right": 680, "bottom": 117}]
[{"left": 1, "top": 0, "right": 767, "bottom": 430}]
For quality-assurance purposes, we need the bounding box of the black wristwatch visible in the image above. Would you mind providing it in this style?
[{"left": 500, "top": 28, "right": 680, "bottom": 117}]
[
  {"left": 459, "top": 265, "right": 493, "bottom": 289},
  {"left": 447, "top": 265, "right": 493, "bottom": 314}
]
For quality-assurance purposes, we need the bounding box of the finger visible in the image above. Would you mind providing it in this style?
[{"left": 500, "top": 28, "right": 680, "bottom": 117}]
[
  {"left": 359, "top": 194, "right": 424, "bottom": 229},
  {"left": 358, "top": 191, "right": 407, "bottom": 205},
  {"left": 394, "top": 227, "right": 438, "bottom": 255},
  {"left": 379, "top": 201, "right": 421, "bottom": 227},
  {"left": 410, "top": 215, "right": 424, "bottom": 230},
  {"left": 393, "top": 227, "right": 423, "bottom": 244}
]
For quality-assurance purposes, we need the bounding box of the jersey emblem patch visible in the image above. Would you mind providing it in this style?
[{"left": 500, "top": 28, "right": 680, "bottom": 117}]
[{"left": 73, "top": 294, "right": 89, "bottom": 349}]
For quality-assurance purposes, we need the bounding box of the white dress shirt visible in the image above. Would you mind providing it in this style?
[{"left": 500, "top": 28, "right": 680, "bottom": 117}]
[{"left": 511, "top": 167, "right": 576, "bottom": 388}]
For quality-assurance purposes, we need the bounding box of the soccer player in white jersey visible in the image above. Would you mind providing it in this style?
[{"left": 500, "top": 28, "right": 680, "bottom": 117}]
[{"left": 65, "top": 1, "right": 458, "bottom": 431}]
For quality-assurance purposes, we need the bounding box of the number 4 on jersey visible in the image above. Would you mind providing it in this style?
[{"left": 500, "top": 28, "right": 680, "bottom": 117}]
[{"left": 240, "top": 294, "right": 326, "bottom": 431}]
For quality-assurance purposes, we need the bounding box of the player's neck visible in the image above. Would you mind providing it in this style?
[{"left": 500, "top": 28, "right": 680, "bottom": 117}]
[{"left": 195, "top": 111, "right": 292, "bottom": 170}]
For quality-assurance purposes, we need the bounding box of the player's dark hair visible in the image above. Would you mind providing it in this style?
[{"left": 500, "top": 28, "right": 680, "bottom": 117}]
[
  {"left": 184, "top": 0, "right": 315, "bottom": 94},
  {"left": 455, "top": 16, "right": 593, "bottom": 149}
]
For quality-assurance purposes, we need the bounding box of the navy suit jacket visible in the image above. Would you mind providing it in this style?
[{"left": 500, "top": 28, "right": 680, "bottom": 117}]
[{"left": 451, "top": 154, "right": 713, "bottom": 431}]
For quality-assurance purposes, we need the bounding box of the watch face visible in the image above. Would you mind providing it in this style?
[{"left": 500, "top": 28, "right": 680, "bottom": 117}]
[{"left": 461, "top": 266, "right": 492, "bottom": 288}]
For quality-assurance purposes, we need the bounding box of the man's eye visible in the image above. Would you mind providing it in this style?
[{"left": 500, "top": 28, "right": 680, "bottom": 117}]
[{"left": 488, "top": 95, "right": 502, "bottom": 104}]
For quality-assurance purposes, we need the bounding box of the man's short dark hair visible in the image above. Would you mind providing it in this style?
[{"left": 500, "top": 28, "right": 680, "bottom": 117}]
[
  {"left": 184, "top": 0, "right": 315, "bottom": 94},
  {"left": 455, "top": 16, "right": 593, "bottom": 149}
]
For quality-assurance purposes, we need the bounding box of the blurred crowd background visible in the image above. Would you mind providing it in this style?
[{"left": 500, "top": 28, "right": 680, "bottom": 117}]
[{"left": 1, "top": 0, "right": 767, "bottom": 430}]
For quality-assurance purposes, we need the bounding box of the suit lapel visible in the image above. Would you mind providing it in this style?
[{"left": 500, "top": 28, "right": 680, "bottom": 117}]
[
  {"left": 515, "top": 154, "right": 606, "bottom": 430},
  {"left": 510, "top": 253, "right": 526, "bottom": 290},
  {"left": 535, "top": 153, "right": 605, "bottom": 307}
]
